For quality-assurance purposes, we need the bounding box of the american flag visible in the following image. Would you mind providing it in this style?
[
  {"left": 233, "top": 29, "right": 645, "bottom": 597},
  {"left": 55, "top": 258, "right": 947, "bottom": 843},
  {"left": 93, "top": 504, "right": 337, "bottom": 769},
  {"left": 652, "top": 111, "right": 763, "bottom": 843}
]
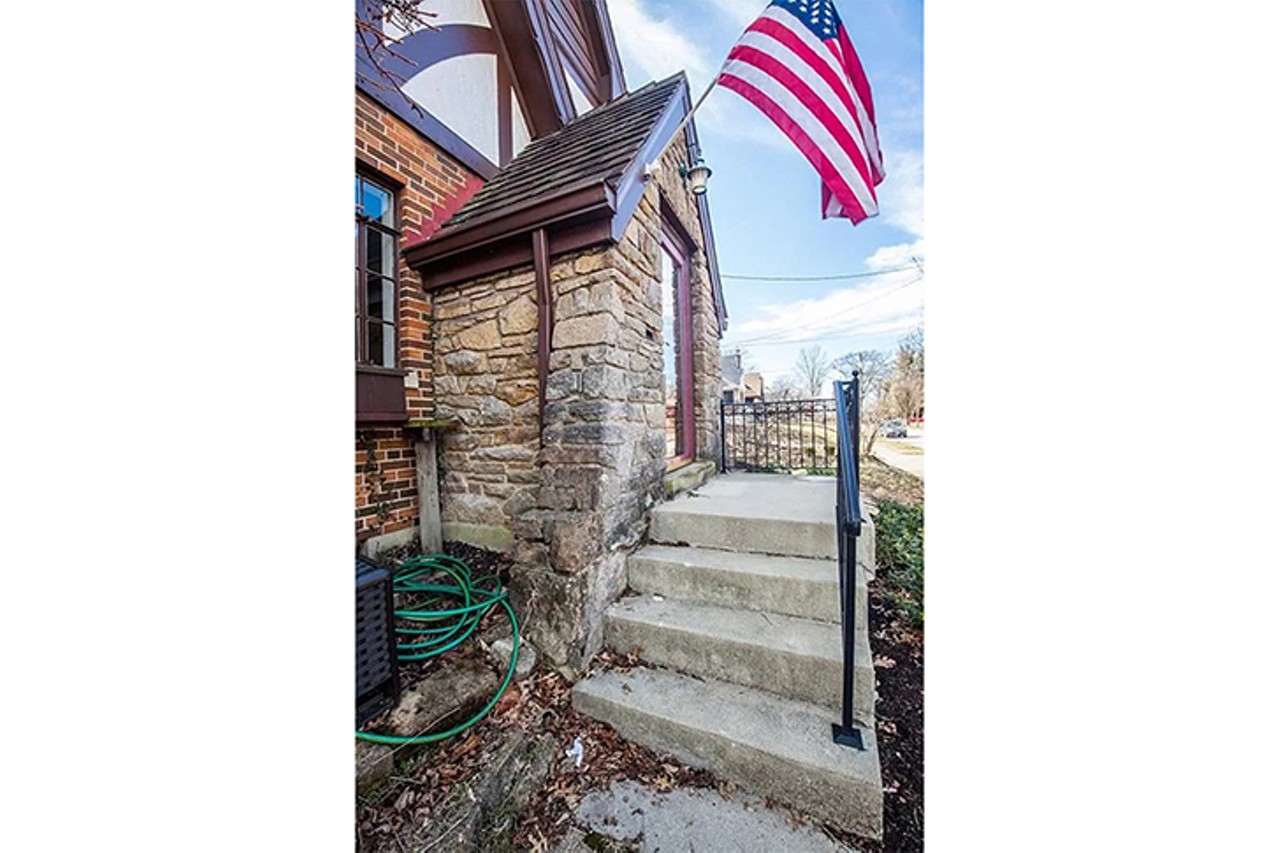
[{"left": 718, "top": 0, "right": 885, "bottom": 224}]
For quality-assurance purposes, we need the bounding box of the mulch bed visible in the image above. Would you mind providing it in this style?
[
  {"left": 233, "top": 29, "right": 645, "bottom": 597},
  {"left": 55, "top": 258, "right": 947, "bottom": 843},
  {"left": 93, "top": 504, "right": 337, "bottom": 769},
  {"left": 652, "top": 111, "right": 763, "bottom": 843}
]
[
  {"left": 866, "top": 580, "right": 925, "bottom": 851},
  {"left": 356, "top": 650, "right": 720, "bottom": 852}
]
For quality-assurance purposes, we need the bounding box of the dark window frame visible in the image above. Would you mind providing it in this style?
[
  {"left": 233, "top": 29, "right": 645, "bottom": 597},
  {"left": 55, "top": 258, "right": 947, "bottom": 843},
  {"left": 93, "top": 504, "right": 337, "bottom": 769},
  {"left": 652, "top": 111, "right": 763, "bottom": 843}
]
[{"left": 356, "top": 167, "right": 408, "bottom": 423}]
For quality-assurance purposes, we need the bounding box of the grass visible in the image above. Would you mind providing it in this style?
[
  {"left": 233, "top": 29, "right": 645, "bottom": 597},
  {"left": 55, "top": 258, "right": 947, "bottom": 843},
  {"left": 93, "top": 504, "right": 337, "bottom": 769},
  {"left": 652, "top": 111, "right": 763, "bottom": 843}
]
[{"left": 878, "top": 439, "right": 924, "bottom": 456}]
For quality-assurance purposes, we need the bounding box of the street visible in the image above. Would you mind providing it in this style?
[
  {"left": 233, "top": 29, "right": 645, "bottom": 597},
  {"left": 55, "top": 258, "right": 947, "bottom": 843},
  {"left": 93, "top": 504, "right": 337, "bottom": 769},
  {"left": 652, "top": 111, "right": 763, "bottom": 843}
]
[{"left": 872, "top": 427, "right": 924, "bottom": 480}]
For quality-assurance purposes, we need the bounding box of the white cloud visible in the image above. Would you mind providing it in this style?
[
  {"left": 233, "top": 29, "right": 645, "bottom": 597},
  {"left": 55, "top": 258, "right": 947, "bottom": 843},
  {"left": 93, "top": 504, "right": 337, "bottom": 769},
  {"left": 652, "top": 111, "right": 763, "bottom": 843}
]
[
  {"left": 705, "top": 0, "right": 766, "bottom": 30},
  {"left": 866, "top": 237, "right": 925, "bottom": 270},
  {"left": 609, "top": 0, "right": 714, "bottom": 90},
  {"left": 727, "top": 269, "right": 924, "bottom": 346},
  {"left": 876, "top": 146, "right": 923, "bottom": 238}
]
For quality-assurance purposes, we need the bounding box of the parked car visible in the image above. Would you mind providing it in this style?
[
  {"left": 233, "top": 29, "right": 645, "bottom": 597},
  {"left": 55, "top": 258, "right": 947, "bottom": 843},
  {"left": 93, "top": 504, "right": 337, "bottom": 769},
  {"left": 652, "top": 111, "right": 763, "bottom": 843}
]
[{"left": 881, "top": 419, "right": 908, "bottom": 438}]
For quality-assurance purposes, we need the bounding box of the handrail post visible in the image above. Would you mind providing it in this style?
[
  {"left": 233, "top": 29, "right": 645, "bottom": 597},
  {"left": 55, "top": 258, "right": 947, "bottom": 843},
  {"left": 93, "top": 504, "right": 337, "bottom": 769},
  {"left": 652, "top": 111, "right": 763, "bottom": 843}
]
[{"left": 832, "top": 374, "right": 865, "bottom": 749}]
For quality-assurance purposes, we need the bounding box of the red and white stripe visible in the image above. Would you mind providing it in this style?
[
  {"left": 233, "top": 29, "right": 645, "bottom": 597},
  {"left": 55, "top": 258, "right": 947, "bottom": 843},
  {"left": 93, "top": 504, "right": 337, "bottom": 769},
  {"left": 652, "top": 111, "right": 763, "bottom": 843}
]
[{"left": 717, "top": 4, "right": 884, "bottom": 224}]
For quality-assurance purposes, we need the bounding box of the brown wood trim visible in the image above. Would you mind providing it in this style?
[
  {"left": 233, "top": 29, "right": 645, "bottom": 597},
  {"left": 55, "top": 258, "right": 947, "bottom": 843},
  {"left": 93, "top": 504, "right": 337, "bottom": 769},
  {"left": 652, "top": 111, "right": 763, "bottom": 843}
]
[
  {"left": 405, "top": 180, "right": 613, "bottom": 271},
  {"left": 497, "top": 59, "right": 513, "bottom": 166},
  {"left": 484, "top": 0, "right": 573, "bottom": 132},
  {"left": 533, "top": 227, "right": 552, "bottom": 430},
  {"left": 587, "top": 0, "right": 627, "bottom": 98},
  {"left": 415, "top": 211, "right": 612, "bottom": 291},
  {"left": 356, "top": 369, "right": 407, "bottom": 423},
  {"left": 419, "top": 237, "right": 534, "bottom": 290},
  {"left": 658, "top": 195, "right": 698, "bottom": 254}
]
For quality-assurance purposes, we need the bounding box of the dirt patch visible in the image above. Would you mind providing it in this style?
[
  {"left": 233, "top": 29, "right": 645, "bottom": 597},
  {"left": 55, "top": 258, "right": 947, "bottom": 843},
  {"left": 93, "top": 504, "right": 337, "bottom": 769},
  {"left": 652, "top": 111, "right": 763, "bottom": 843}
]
[
  {"left": 860, "top": 455, "right": 923, "bottom": 506},
  {"left": 867, "top": 582, "right": 924, "bottom": 851}
]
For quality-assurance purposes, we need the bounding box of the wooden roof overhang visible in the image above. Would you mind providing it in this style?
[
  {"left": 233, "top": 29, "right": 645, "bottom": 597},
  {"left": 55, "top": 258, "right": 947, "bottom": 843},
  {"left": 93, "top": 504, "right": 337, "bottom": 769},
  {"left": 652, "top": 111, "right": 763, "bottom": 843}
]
[
  {"left": 404, "top": 177, "right": 616, "bottom": 290},
  {"left": 404, "top": 73, "right": 726, "bottom": 334}
]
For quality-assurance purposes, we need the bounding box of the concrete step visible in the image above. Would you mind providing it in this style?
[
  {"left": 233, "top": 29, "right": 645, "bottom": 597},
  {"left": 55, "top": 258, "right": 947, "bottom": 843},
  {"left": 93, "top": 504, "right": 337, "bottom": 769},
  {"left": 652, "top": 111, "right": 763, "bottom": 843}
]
[
  {"left": 627, "top": 544, "right": 866, "bottom": 628},
  {"left": 649, "top": 473, "right": 839, "bottom": 559},
  {"left": 604, "top": 596, "right": 874, "bottom": 720},
  {"left": 572, "top": 666, "right": 883, "bottom": 839}
]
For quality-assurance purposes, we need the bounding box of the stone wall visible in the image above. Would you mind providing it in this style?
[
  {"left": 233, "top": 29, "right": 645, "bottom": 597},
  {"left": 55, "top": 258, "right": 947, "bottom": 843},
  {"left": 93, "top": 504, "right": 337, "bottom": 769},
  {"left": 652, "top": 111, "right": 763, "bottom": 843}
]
[
  {"left": 429, "top": 129, "right": 724, "bottom": 670},
  {"left": 432, "top": 266, "right": 542, "bottom": 552}
]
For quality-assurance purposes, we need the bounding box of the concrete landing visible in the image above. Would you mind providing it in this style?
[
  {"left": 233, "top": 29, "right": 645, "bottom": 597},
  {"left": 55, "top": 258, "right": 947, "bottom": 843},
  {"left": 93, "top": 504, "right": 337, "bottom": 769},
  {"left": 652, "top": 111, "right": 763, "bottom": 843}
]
[
  {"left": 572, "top": 666, "right": 882, "bottom": 839},
  {"left": 650, "top": 473, "right": 840, "bottom": 559},
  {"left": 554, "top": 779, "right": 851, "bottom": 852}
]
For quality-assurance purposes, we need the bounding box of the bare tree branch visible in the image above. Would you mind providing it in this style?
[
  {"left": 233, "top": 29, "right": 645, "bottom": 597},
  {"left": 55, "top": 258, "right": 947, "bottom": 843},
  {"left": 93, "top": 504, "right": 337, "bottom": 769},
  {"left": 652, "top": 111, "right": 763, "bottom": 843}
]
[
  {"left": 356, "top": 0, "right": 440, "bottom": 105},
  {"left": 794, "top": 345, "right": 832, "bottom": 398}
]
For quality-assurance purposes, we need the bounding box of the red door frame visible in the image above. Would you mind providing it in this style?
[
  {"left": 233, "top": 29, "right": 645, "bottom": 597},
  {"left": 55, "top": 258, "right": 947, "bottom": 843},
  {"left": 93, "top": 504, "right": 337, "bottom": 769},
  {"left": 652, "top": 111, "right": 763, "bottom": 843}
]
[{"left": 660, "top": 223, "right": 696, "bottom": 469}]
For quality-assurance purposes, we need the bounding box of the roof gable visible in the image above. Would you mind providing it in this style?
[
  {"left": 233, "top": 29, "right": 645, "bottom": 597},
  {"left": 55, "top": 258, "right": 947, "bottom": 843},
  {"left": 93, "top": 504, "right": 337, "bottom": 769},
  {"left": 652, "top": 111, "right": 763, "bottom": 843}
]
[{"left": 446, "top": 75, "right": 683, "bottom": 228}]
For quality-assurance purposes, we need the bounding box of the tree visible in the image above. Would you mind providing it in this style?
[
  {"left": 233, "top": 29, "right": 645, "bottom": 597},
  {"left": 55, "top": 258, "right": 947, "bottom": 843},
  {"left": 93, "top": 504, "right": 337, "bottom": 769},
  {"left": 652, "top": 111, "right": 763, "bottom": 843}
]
[
  {"left": 832, "top": 349, "right": 892, "bottom": 457},
  {"left": 356, "top": 1, "right": 439, "bottom": 97},
  {"left": 794, "top": 345, "right": 831, "bottom": 398},
  {"left": 888, "top": 326, "right": 924, "bottom": 422},
  {"left": 768, "top": 376, "right": 799, "bottom": 400}
]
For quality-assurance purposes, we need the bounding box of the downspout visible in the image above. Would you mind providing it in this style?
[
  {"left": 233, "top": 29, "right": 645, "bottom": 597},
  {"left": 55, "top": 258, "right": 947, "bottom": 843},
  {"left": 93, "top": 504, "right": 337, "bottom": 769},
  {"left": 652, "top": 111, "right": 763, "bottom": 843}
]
[{"left": 532, "top": 227, "right": 552, "bottom": 436}]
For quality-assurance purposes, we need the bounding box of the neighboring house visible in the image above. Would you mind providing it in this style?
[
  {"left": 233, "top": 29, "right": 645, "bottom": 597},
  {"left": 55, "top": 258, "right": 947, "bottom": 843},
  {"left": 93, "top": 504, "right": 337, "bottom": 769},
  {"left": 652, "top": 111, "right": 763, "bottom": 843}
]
[
  {"left": 355, "top": 0, "right": 727, "bottom": 668},
  {"left": 743, "top": 371, "right": 764, "bottom": 402}
]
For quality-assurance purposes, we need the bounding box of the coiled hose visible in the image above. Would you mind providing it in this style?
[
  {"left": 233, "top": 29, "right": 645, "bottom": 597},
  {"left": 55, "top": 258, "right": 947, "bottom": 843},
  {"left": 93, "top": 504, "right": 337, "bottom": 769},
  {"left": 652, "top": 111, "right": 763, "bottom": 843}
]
[{"left": 355, "top": 554, "right": 519, "bottom": 745}]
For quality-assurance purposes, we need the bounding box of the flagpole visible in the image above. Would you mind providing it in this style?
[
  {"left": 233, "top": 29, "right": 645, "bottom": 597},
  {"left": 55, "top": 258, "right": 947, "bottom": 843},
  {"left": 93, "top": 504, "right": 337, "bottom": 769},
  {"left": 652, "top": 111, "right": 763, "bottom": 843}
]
[{"left": 646, "top": 70, "right": 723, "bottom": 176}]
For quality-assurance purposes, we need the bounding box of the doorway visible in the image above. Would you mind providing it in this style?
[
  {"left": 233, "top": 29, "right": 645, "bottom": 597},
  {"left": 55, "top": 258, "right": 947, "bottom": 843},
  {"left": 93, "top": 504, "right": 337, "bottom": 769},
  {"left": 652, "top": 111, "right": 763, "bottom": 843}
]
[{"left": 660, "top": 225, "right": 695, "bottom": 466}]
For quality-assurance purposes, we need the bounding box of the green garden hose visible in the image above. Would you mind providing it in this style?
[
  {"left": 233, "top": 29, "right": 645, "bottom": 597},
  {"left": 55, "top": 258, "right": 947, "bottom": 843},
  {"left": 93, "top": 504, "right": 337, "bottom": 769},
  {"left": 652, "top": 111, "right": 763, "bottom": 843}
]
[{"left": 355, "top": 554, "right": 519, "bottom": 745}]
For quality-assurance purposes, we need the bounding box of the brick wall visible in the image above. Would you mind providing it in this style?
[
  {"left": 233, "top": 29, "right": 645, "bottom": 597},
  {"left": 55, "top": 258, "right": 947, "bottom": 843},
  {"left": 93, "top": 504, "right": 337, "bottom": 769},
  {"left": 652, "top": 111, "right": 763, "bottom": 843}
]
[
  {"left": 355, "top": 427, "right": 418, "bottom": 541},
  {"left": 355, "top": 89, "right": 483, "bottom": 545}
]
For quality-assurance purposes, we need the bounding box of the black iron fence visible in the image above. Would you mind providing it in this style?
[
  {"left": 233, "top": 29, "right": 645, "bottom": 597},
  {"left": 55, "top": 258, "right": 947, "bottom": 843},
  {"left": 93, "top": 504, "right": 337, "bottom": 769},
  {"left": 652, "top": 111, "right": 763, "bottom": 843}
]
[
  {"left": 720, "top": 397, "right": 838, "bottom": 473},
  {"left": 832, "top": 375, "right": 865, "bottom": 749}
]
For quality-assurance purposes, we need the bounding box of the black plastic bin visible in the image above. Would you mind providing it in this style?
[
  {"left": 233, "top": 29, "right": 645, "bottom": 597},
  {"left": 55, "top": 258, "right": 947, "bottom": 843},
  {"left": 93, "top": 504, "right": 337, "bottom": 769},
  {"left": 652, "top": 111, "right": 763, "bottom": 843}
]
[{"left": 356, "top": 554, "right": 400, "bottom": 726}]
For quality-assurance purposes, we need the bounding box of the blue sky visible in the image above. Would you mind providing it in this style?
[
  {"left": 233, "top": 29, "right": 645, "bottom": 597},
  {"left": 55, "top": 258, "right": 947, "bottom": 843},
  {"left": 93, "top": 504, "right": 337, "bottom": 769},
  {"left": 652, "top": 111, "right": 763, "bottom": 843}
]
[{"left": 610, "top": 0, "right": 923, "bottom": 386}]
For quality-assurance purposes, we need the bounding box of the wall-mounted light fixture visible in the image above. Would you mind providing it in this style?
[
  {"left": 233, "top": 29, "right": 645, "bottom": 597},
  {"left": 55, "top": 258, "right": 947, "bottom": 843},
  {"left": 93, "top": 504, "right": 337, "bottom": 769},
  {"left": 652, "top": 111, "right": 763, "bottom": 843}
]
[{"left": 679, "top": 157, "right": 713, "bottom": 195}]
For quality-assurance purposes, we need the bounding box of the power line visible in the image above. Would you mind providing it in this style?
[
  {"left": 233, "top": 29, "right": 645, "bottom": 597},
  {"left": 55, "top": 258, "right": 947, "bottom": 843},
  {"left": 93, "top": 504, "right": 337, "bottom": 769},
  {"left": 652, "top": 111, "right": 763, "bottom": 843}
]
[
  {"left": 721, "top": 263, "right": 920, "bottom": 282},
  {"left": 729, "top": 274, "right": 923, "bottom": 346}
]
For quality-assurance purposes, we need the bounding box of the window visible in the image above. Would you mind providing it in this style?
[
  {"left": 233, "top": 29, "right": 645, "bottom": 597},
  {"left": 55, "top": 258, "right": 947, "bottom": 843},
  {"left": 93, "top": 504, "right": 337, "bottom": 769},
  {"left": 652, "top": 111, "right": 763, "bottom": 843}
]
[
  {"left": 355, "top": 172, "right": 407, "bottom": 423},
  {"left": 356, "top": 175, "right": 398, "bottom": 368}
]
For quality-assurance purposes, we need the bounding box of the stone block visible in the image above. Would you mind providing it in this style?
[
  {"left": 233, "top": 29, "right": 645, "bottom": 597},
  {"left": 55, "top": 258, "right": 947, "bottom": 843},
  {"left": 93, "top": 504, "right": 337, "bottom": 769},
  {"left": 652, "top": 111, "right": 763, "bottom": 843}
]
[
  {"left": 458, "top": 319, "right": 501, "bottom": 350},
  {"left": 552, "top": 313, "right": 619, "bottom": 348},
  {"left": 574, "top": 252, "right": 606, "bottom": 274},
  {"left": 441, "top": 350, "right": 486, "bottom": 374},
  {"left": 547, "top": 513, "right": 604, "bottom": 574},
  {"left": 499, "top": 293, "right": 538, "bottom": 335}
]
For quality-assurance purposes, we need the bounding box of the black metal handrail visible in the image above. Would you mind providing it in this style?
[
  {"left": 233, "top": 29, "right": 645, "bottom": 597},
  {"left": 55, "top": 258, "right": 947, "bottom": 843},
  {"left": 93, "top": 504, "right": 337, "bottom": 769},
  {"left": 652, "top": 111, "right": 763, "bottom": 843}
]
[{"left": 832, "top": 375, "right": 865, "bottom": 749}]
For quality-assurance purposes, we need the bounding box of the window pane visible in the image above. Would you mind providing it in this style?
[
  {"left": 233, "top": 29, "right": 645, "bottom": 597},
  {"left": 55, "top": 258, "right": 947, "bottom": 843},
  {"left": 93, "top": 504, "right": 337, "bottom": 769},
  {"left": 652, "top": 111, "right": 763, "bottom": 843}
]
[
  {"left": 362, "top": 182, "right": 393, "bottom": 226},
  {"left": 366, "top": 228, "right": 395, "bottom": 278},
  {"left": 366, "top": 321, "right": 395, "bottom": 367},
  {"left": 381, "top": 321, "right": 396, "bottom": 367},
  {"left": 367, "top": 321, "right": 385, "bottom": 367},
  {"left": 366, "top": 275, "right": 394, "bottom": 321}
]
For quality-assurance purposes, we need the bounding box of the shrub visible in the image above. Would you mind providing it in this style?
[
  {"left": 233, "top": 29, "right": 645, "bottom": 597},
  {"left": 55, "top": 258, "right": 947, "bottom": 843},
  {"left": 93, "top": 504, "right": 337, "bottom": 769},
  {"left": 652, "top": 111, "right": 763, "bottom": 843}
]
[{"left": 874, "top": 499, "right": 924, "bottom": 627}]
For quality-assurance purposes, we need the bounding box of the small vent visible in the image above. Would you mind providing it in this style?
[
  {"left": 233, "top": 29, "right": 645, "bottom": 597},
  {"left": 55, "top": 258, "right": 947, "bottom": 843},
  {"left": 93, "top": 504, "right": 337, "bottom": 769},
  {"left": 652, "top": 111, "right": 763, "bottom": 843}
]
[{"left": 356, "top": 554, "right": 400, "bottom": 726}]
